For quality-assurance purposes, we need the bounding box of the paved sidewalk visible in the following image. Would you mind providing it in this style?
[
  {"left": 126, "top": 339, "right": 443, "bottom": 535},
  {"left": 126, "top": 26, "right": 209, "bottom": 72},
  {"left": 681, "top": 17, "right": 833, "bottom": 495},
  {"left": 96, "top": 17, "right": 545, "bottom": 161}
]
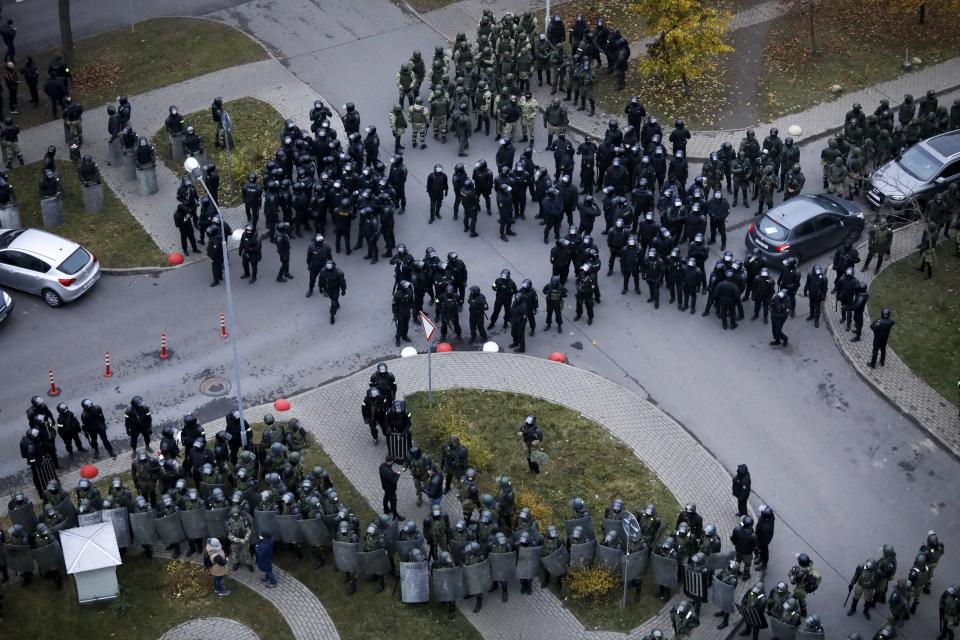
[
  {"left": 160, "top": 617, "right": 260, "bottom": 640},
  {"left": 824, "top": 222, "right": 960, "bottom": 456},
  {"left": 18, "top": 59, "right": 343, "bottom": 255},
  {"left": 417, "top": 0, "right": 960, "bottom": 158}
]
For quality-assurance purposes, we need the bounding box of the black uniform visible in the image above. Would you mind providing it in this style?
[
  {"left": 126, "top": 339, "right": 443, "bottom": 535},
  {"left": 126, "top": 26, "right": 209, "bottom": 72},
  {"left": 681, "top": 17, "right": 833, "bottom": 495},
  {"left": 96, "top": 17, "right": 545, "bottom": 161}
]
[
  {"left": 803, "top": 269, "right": 828, "bottom": 327},
  {"left": 488, "top": 275, "right": 518, "bottom": 329},
  {"left": 55, "top": 405, "right": 87, "bottom": 456},
  {"left": 681, "top": 262, "right": 706, "bottom": 313},
  {"left": 392, "top": 284, "right": 414, "bottom": 345},
  {"left": 124, "top": 399, "right": 153, "bottom": 450},
  {"left": 275, "top": 227, "right": 293, "bottom": 281},
  {"left": 542, "top": 279, "right": 567, "bottom": 332},
  {"left": 508, "top": 296, "right": 528, "bottom": 352},
  {"left": 868, "top": 315, "right": 895, "bottom": 368},
  {"left": 574, "top": 268, "right": 597, "bottom": 323},
  {"left": 174, "top": 204, "right": 198, "bottom": 255},
  {"left": 770, "top": 293, "right": 790, "bottom": 346},
  {"left": 80, "top": 402, "right": 116, "bottom": 458},
  {"left": 467, "top": 289, "right": 489, "bottom": 342},
  {"left": 239, "top": 230, "right": 262, "bottom": 283},
  {"left": 751, "top": 272, "right": 775, "bottom": 323},
  {"left": 642, "top": 253, "right": 664, "bottom": 308},
  {"left": 317, "top": 265, "right": 347, "bottom": 324}
]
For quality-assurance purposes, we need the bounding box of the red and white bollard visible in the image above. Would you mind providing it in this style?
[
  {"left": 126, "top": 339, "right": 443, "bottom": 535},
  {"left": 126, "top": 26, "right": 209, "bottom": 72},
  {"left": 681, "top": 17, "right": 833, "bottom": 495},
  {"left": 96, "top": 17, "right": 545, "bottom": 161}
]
[
  {"left": 159, "top": 334, "right": 169, "bottom": 359},
  {"left": 104, "top": 352, "right": 113, "bottom": 377},
  {"left": 47, "top": 369, "right": 61, "bottom": 396},
  {"left": 219, "top": 313, "right": 228, "bottom": 339}
]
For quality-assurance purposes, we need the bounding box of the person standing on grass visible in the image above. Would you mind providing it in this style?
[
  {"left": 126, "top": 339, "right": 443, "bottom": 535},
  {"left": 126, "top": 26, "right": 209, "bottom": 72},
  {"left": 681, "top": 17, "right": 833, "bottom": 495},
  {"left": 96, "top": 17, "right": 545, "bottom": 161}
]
[
  {"left": 255, "top": 532, "right": 278, "bottom": 588},
  {"left": 204, "top": 537, "right": 232, "bottom": 596}
]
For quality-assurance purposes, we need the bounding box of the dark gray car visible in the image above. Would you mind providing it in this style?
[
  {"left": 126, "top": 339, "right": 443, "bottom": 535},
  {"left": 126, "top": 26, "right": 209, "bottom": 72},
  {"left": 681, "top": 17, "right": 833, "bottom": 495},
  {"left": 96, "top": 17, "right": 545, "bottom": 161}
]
[
  {"left": 868, "top": 129, "right": 960, "bottom": 209},
  {"left": 744, "top": 194, "right": 864, "bottom": 267}
]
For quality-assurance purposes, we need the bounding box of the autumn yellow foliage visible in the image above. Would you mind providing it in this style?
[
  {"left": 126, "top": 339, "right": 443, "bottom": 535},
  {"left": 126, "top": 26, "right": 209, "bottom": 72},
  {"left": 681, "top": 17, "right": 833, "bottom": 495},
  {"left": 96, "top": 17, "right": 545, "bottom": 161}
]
[{"left": 567, "top": 565, "right": 621, "bottom": 600}]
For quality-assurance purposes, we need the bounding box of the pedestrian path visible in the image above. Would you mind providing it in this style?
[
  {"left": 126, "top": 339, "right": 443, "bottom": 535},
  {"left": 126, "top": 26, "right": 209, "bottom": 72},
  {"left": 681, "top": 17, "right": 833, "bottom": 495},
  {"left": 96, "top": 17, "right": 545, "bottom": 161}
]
[
  {"left": 824, "top": 221, "right": 960, "bottom": 456},
  {"left": 416, "top": 0, "right": 960, "bottom": 158},
  {"left": 160, "top": 618, "right": 260, "bottom": 640},
  {"left": 19, "top": 59, "right": 344, "bottom": 256},
  {"left": 152, "top": 549, "right": 340, "bottom": 640}
]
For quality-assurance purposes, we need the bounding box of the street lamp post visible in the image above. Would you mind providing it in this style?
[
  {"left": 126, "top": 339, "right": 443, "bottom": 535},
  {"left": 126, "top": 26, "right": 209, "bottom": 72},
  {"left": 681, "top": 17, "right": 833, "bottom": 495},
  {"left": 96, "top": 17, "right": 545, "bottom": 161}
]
[{"left": 184, "top": 156, "right": 248, "bottom": 448}]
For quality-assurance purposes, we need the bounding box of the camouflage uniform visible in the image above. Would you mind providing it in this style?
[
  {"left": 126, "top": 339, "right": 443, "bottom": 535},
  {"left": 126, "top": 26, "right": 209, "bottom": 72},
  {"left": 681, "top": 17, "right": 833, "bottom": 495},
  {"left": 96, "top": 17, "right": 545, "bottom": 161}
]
[
  {"left": 430, "top": 91, "right": 450, "bottom": 142},
  {"left": 408, "top": 100, "right": 429, "bottom": 148},
  {"left": 519, "top": 94, "right": 538, "bottom": 145}
]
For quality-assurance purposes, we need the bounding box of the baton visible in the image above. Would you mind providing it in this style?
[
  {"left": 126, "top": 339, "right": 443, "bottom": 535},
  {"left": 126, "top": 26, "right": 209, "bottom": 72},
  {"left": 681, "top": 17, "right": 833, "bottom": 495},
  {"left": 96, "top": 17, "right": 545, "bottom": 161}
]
[{"left": 843, "top": 584, "right": 852, "bottom": 607}]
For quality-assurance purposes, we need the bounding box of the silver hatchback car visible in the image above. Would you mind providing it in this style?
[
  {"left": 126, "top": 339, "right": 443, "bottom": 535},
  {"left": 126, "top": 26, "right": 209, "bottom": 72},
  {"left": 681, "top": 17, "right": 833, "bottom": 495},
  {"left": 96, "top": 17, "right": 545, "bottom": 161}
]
[{"left": 0, "top": 228, "right": 101, "bottom": 307}]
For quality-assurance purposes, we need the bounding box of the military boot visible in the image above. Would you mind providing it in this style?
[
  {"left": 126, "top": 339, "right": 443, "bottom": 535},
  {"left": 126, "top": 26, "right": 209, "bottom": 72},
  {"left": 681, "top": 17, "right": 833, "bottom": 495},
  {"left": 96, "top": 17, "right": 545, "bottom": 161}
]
[{"left": 847, "top": 597, "right": 859, "bottom": 615}]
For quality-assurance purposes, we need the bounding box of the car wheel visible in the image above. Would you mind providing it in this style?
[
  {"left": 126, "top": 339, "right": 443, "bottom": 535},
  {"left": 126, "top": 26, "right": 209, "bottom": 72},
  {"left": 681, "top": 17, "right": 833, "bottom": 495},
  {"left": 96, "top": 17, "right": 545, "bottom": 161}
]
[{"left": 42, "top": 289, "right": 63, "bottom": 308}]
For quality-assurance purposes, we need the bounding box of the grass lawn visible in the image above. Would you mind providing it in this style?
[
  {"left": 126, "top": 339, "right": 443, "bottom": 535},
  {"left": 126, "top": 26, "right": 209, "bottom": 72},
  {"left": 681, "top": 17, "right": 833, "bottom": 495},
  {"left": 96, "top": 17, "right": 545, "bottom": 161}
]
[
  {"left": 7, "top": 159, "right": 166, "bottom": 268},
  {"left": 868, "top": 241, "right": 960, "bottom": 403},
  {"left": 756, "top": 1, "right": 960, "bottom": 121},
  {"left": 405, "top": 389, "right": 680, "bottom": 632},
  {"left": 403, "top": 0, "right": 458, "bottom": 12},
  {"left": 534, "top": 1, "right": 648, "bottom": 44},
  {"left": 12, "top": 18, "right": 266, "bottom": 131},
  {"left": 1, "top": 554, "right": 294, "bottom": 640},
  {"left": 151, "top": 98, "right": 285, "bottom": 208}
]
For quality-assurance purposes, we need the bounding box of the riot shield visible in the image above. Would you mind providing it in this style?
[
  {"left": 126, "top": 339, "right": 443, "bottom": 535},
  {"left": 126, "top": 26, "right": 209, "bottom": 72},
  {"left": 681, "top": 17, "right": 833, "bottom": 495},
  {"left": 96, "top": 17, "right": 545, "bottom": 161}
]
[
  {"left": 400, "top": 560, "right": 430, "bottom": 603},
  {"left": 651, "top": 553, "right": 678, "bottom": 588},
  {"left": 708, "top": 550, "right": 735, "bottom": 571},
  {"left": 332, "top": 541, "right": 358, "bottom": 573},
  {"left": 448, "top": 539, "right": 468, "bottom": 565},
  {"left": 512, "top": 523, "right": 540, "bottom": 545},
  {"left": 204, "top": 508, "right": 230, "bottom": 540},
  {"left": 489, "top": 550, "right": 517, "bottom": 582},
  {"left": 602, "top": 517, "right": 624, "bottom": 536},
  {"left": 100, "top": 507, "right": 131, "bottom": 548},
  {"left": 595, "top": 544, "right": 623, "bottom": 572},
  {"left": 431, "top": 565, "right": 464, "bottom": 602},
  {"left": 180, "top": 509, "right": 208, "bottom": 540},
  {"left": 796, "top": 629, "right": 825, "bottom": 640},
  {"left": 769, "top": 618, "right": 798, "bottom": 640},
  {"left": 382, "top": 519, "right": 400, "bottom": 554},
  {"left": 129, "top": 510, "right": 159, "bottom": 544},
  {"left": 357, "top": 548, "right": 390, "bottom": 575},
  {"left": 78, "top": 511, "right": 103, "bottom": 527},
  {"left": 540, "top": 546, "right": 569, "bottom": 576},
  {"left": 155, "top": 512, "right": 187, "bottom": 545},
  {"left": 274, "top": 514, "right": 303, "bottom": 544},
  {"left": 8, "top": 502, "right": 37, "bottom": 535},
  {"left": 4, "top": 544, "right": 34, "bottom": 573},
  {"left": 32, "top": 542, "right": 63, "bottom": 574},
  {"left": 199, "top": 482, "right": 226, "bottom": 500},
  {"left": 516, "top": 545, "right": 543, "bottom": 580},
  {"left": 569, "top": 540, "right": 596, "bottom": 570},
  {"left": 564, "top": 516, "right": 595, "bottom": 541},
  {"left": 53, "top": 497, "right": 77, "bottom": 527},
  {"left": 623, "top": 551, "right": 648, "bottom": 581},
  {"left": 254, "top": 510, "right": 276, "bottom": 537},
  {"left": 683, "top": 567, "right": 710, "bottom": 600},
  {"left": 394, "top": 537, "right": 426, "bottom": 561},
  {"left": 298, "top": 517, "right": 332, "bottom": 548},
  {"left": 462, "top": 559, "right": 492, "bottom": 596},
  {"left": 48, "top": 518, "right": 72, "bottom": 538},
  {"left": 736, "top": 604, "right": 768, "bottom": 629},
  {"left": 711, "top": 575, "right": 737, "bottom": 613}
]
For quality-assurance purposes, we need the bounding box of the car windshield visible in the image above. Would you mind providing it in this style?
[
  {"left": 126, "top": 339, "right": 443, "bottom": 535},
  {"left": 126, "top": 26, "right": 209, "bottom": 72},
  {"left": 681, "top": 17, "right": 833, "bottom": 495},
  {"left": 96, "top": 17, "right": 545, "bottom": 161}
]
[
  {"left": 58, "top": 247, "right": 89, "bottom": 275},
  {"left": 0, "top": 229, "right": 25, "bottom": 250},
  {"left": 757, "top": 215, "right": 788, "bottom": 241},
  {"left": 813, "top": 195, "right": 847, "bottom": 215},
  {"left": 899, "top": 145, "right": 940, "bottom": 181}
]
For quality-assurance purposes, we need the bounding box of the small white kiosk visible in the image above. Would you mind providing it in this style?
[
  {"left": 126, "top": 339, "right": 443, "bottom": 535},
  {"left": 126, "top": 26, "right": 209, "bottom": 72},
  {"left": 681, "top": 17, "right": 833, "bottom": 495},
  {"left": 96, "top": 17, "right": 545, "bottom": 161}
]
[{"left": 60, "top": 522, "right": 123, "bottom": 603}]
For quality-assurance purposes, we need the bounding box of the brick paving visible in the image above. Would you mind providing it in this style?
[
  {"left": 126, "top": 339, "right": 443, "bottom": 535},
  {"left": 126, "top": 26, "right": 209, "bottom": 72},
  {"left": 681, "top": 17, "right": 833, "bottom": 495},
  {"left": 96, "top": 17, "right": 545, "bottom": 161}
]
[
  {"left": 18, "top": 59, "right": 345, "bottom": 255},
  {"left": 160, "top": 617, "right": 260, "bottom": 640},
  {"left": 419, "top": 0, "right": 960, "bottom": 159},
  {"left": 823, "top": 221, "right": 960, "bottom": 456}
]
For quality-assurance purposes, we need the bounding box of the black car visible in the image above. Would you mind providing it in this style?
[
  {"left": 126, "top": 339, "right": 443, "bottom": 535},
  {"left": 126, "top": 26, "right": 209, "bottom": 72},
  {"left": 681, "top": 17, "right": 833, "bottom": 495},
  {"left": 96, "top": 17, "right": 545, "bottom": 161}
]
[{"left": 744, "top": 194, "right": 864, "bottom": 267}]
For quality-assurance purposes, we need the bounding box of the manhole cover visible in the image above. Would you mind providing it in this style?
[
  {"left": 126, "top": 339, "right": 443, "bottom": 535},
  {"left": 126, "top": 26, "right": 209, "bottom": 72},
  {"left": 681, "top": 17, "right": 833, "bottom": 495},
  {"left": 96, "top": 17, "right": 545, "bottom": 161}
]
[{"left": 199, "top": 376, "right": 231, "bottom": 397}]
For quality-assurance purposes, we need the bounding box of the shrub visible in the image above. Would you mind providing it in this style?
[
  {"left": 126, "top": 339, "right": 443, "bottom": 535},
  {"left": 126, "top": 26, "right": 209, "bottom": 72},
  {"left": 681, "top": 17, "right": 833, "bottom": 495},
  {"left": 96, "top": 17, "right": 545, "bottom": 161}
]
[
  {"left": 416, "top": 399, "right": 495, "bottom": 471},
  {"left": 567, "top": 565, "right": 620, "bottom": 601}
]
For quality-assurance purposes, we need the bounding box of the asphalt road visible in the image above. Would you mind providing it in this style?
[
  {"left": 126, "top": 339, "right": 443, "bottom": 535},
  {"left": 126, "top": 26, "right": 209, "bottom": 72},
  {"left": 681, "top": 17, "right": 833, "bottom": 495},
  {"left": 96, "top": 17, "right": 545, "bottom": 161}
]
[{"left": 1, "top": 1, "right": 957, "bottom": 637}]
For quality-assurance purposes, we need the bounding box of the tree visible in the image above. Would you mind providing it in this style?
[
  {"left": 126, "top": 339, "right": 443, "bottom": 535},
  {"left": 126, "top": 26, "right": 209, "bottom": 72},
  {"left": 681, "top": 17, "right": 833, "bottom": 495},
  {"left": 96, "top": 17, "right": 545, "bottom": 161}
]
[
  {"left": 778, "top": 0, "right": 824, "bottom": 56},
  {"left": 884, "top": 0, "right": 960, "bottom": 23},
  {"left": 632, "top": 0, "right": 732, "bottom": 93},
  {"left": 58, "top": 0, "right": 74, "bottom": 65}
]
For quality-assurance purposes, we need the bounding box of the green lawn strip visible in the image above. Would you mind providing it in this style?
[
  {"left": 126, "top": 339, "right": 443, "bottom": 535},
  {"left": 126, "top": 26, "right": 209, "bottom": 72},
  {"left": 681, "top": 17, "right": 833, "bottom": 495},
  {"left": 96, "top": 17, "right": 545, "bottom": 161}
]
[
  {"left": 12, "top": 18, "right": 267, "bottom": 131},
  {"left": 251, "top": 423, "right": 484, "bottom": 640},
  {"left": 1, "top": 554, "right": 294, "bottom": 640},
  {"left": 151, "top": 97, "right": 285, "bottom": 208},
  {"left": 756, "top": 2, "right": 960, "bottom": 121},
  {"left": 533, "top": 1, "right": 648, "bottom": 44},
  {"left": 867, "top": 242, "right": 960, "bottom": 403},
  {"left": 405, "top": 388, "right": 680, "bottom": 632},
  {"left": 8, "top": 159, "right": 166, "bottom": 268}
]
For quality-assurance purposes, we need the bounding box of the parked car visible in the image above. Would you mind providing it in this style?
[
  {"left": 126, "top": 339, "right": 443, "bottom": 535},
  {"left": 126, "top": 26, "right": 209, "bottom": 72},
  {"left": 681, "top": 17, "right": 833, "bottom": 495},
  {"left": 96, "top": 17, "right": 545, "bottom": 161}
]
[
  {"left": 868, "top": 129, "right": 960, "bottom": 210},
  {"left": 744, "top": 194, "right": 864, "bottom": 267},
  {"left": 0, "top": 288, "right": 12, "bottom": 323},
  {"left": 0, "top": 228, "right": 101, "bottom": 307}
]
